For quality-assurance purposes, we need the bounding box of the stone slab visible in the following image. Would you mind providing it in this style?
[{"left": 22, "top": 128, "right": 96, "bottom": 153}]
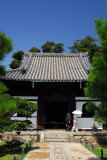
[{"left": 65, "top": 143, "right": 100, "bottom": 160}]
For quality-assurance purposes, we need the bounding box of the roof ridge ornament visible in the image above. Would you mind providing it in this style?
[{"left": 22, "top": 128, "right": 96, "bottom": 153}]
[
  {"left": 79, "top": 52, "right": 89, "bottom": 74},
  {"left": 20, "top": 52, "right": 33, "bottom": 74}
]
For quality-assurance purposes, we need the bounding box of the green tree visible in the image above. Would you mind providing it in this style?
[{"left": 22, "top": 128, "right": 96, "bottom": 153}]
[
  {"left": 5, "top": 98, "right": 38, "bottom": 132},
  {"left": 94, "top": 18, "right": 107, "bottom": 55},
  {"left": 68, "top": 36, "right": 102, "bottom": 60},
  {"left": 10, "top": 47, "right": 41, "bottom": 69},
  {"left": 15, "top": 98, "right": 38, "bottom": 119},
  {"left": 0, "top": 82, "right": 38, "bottom": 132},
  {"left": 9, "top": 59, "right": 20, "bottom": 69},
  {"left": 0, "top": 32, "right": 13, "bottom": 60},
  {"left": 41, "top": 41, "right": 55, "bottom": 53},
  {"left": 9, "top": 50, "right": 24, "bottom": 69},
  {"left": 0, "top": 82, "right": 17, "bottom": 132},
  {"left": 0, "top": 33, "right": 38, "bottom": 132},
  {"left": 0, "top": 33, "right": 17, "bottom": 132},
  {"left": 29, "top": 47, "right": 41, "bottom": 52},
  {"left": 84, "top": 19, "right": 107, "bottom": 125},
  {"left": 41, "top": 41, "right": 65, "bottom": 53},
  {"left": 0, "top": 32, "right": 12, "bottom": 75},
  {"left": 54, "top": 43, "right": 65, "bottom": 53}
]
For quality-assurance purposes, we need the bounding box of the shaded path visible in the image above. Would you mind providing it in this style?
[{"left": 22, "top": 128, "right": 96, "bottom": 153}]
[
  {"left": 24, "top": 142, "right": 50, "bottom": 160},
  {"left": 24, "top": 142, "right": 100, "bottom": 160}
]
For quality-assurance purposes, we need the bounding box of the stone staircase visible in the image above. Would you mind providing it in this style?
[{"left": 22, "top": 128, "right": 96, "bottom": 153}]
[{"left": 40, "top": 131, "right": 73, "bottom": 142}]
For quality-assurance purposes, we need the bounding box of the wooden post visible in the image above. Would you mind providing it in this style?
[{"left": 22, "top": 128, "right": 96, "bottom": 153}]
[
  {"left": 80, "top": 139, "right": 82, "bottom": 144},
  {"left": 26, "top": 143, "right": 28, "bottom": 150},
  {"left": 21, "top": 148, "right": 24, "bottom": 157},
  {"left": 13, "top": 155, "right": 17, "bottom": 160},
  {"left": 30, "top": 141, "right": 31, "bottom": 148},
  {"left": 37, "top": 130, "right": 39, "bottom": 142},
  {"left": 31, "top": 138, "right": 34, "bottom": 143},
  {"left": 85, "top": 140, "right": 88, "bottom": 147},
  {"left": 101, "top": 149, "right": 103, "bottom": 160},
  {"left": 91, "top": 143, "right": 94, "bottom": 152}
]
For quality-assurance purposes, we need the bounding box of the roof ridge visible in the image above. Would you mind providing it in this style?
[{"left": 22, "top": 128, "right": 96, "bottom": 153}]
[{"left": 23, "top": 52, "right": 88, "bottom": 57}]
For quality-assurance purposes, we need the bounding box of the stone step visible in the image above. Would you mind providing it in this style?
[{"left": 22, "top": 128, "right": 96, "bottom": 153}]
[
  {"left": 40, "top": 132, "right": 73, "bottom": 142},
  {"left": 44, "top": 133, "right": 70, "bottom": 136},
  {"left": 44, "top": 132, "right": 71, "bottom": 142},
  {"left": 44, "top": 135, "right": 70, "bottom": 138},
  {"left": 45, "top": 138, "right": 70, "bottom": 142}
]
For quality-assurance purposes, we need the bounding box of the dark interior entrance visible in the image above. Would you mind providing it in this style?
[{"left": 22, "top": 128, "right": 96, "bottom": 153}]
[{"left": 44, "top": 101, "right": 68, "bottom": 129}]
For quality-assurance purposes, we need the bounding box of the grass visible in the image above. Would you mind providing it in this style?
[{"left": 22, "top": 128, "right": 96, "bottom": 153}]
[
  {"left": 0, "top": 141, "right": 34, "bottom": 160},
  {"left": 83, "top": 144, "right": 107, "bottom": 160}
]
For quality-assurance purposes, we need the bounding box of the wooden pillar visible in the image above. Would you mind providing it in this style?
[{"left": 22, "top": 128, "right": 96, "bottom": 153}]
[
  {"left": 68, "top": 97, "right": 76, "bottom": 126},
  {"left": 37, "top": 96, "right": 44, "bottom": 129}
]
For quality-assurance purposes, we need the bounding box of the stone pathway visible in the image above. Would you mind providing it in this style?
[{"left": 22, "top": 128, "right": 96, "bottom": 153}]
[
  {"left": 24, "top": 142, "right": 100, "bottom": 160},
  {"left": 24, "top": 142, "right": 50, "bottom": 160},
  {"left": 50, "top": 142, "right": 73, "bottom": 160},
  {"left": 65, "top": 143, "right": 100, "bottom": 160}
]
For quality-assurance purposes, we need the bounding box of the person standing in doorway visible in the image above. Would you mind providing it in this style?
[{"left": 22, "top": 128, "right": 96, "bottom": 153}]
[{"left": 65, "top": 112, "right": 71, "bottom": 131}]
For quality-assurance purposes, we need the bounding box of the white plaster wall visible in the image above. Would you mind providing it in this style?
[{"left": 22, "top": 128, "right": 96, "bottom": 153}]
[
  {"left": 76, "top": 101, "right": 85, "bottom": 117},
  {"left": 11, "top": 110, "right": 37, "bottom": 129},
  {"left": 77, "top": 118, "right": 102, "bottom": 129},
  {"left": 32, "top": 111, "right": 37, "bottom": 117},
  {"left": 76, "top": 100, "right": 102, "bottom": 129},
  {"left": 11, "top": 115, "right": 37, "bottom": 129},
  {"left": 12, "top": 111, "right": 37, "bottom": 117}
]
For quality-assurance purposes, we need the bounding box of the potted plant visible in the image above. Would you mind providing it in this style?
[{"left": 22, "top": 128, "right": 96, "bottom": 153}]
[{"left": 91, "top": 123, "right": 98, "bottom": 132}]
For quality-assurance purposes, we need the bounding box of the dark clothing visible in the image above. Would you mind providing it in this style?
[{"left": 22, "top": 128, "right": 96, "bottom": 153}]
[
  {"left": 65, "top": 112, "right": 71, "bottom": 120},
  {"left": 65, "top": 112, "right": 71, "bottom": 131}
]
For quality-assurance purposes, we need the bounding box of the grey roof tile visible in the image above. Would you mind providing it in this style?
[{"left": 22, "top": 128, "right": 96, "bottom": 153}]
[{"left": 3, "top": 52, "right": 90, "bottom": 82}]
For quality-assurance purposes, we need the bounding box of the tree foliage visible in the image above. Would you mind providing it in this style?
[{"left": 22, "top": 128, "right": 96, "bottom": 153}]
[
  {"left": 41, "top": 41, "right": 55, "bottom": 53},
  {"left": 0, "top": 82, "right": 17, "bottom": 132},
  {"left": 0, "top": 82, "right": 38, "bottom": 132},
  {"left": 10, "top": 47, "right": 41, "bottom": 69},
  {"left": 54, "top": 43, "right": 65, "bottom": 53},
  {"left": 10, "top": 41, "right": 65, "bottom": 69},
  {"left": 9, "top": 50, "right": 24, "bottom": 69},
  {"left": 0, "top": 81, "right": 8, "bottom": 93},
  {"left": 68, "top": 36, "right": 102, "bottom": 60},
  {"left": 94, "top": 18, "right": 107, "bottom": 55},
  {"left": 41, "top": 41, "right": 65, "bottom": 53},
  {"left": 0, "top": 32, "right": 13, "bottom": 60},
  {"left": 0, "top": 32, "right": 13, "bottom": 75},
  {"left": 15, "top": 98, "right": 38, "bottom": 118},
  {"left": 29, "top": 47, "right": 41, "bottom": 52},
  {"left": 6, "top": 98, "right": 38, "bottom": 132},
  {"left": 0, "top": 33, "right": 38, "bottom": 132},
  {"left": 12, "top": 50, "right": 24, "bottom": 61},
  {"left": 84, "top": 19, "right": 107, "bottom": 125},
  {"left": 9, "top": 59, "right": 20, "bottom": 69}
]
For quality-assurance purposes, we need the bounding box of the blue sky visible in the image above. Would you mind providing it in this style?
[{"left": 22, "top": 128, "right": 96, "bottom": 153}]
[{"left": 0, "top": 0, "right": 107, "bottom": 69}]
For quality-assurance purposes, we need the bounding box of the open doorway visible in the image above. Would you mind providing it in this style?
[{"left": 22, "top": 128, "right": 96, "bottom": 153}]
[{"left": 44, "top": 101, "right": 69, "bottom": 129}]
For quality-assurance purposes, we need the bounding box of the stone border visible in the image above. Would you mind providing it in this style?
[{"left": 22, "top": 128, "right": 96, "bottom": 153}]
[{"left": 50, "top": 142, "right": 74, "bottom": 160}]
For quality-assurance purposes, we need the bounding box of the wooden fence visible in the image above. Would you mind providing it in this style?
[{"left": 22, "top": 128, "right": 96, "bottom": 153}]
[{"left": 80, "top": 138, "right": 107, "bottom": 160}]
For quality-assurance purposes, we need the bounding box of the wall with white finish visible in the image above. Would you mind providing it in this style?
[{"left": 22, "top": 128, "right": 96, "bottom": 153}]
[
  {"left": 11, "top": 115, "right": 37, "bottom": 129},
  {"left": 75, "top": 98, "right": 102, "bottom": 129},
  {"left": 77, "top": 118, "right": 102, "bottom": 129}
]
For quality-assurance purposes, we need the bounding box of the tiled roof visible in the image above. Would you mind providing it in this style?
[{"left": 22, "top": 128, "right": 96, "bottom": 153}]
[{"left": 3, "top": 52, "right": 91, "bottom": 82}]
